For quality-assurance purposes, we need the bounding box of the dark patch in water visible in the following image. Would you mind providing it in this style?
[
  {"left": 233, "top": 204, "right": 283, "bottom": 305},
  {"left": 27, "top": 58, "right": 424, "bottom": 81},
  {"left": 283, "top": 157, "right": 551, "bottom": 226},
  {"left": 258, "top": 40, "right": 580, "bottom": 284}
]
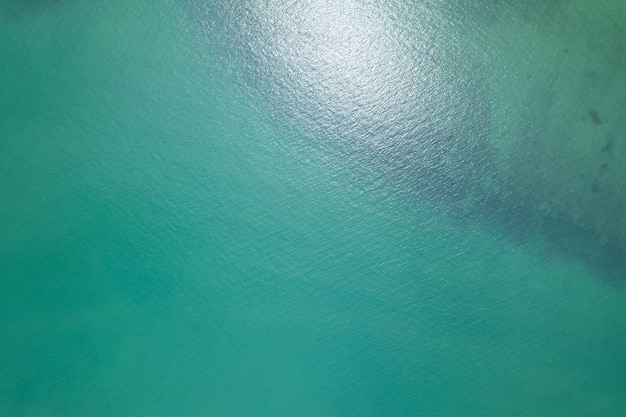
[
  {"left": 470, "top": 193, "right": 539, "bottom": 246},
  {"left": 542, "top": 214, "right": 626, "bottom": 285},
  {"left": 601, "top": 137, "right": 614, "bottom": 155},
  {"left": 590, "top": 179, "right": 601, "bottom": 193},
  {"left": 466, "top": 186, "right": 626, "bottom": 285},
  {"left": 588, "top": 109, "right": 602, "bottom": 125}
]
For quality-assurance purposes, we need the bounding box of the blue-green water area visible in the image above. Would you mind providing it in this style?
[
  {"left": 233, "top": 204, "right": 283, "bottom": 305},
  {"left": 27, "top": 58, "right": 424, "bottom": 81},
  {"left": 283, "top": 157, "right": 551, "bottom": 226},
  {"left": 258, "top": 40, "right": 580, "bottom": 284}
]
[{"left": 1, "top": 1, "right": 626, "bottom": 416}]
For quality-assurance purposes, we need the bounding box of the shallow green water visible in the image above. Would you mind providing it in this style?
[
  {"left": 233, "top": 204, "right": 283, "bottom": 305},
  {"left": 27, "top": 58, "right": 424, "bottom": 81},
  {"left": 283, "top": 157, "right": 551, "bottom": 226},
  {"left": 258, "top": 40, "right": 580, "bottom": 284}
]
[{"left": 1, "top": 1, "right": 625, "bottom": 416}]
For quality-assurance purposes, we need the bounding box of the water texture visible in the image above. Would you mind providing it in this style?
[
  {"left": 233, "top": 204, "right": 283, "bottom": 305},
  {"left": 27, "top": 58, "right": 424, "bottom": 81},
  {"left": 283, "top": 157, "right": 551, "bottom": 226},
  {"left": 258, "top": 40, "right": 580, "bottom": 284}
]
[{"left": 1, "top": 0, "right": 625, "bottom": 416}]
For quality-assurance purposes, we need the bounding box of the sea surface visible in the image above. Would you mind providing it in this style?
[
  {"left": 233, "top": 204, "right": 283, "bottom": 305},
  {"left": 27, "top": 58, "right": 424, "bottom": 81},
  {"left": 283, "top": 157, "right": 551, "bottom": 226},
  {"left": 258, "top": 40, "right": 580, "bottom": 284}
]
[{"left": 1, "top": 1, "right": 626, "bottom": 416}]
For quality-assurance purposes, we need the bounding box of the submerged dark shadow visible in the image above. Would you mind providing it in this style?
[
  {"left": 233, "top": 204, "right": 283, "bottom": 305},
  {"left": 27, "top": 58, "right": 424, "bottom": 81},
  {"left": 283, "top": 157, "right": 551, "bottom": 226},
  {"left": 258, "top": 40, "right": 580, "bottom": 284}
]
[
  {"left": 466, "top": 191, "right": 626, "bottom": 286},
  {"left": 542, "top": 214, "right": 626, "bottom": 285}
]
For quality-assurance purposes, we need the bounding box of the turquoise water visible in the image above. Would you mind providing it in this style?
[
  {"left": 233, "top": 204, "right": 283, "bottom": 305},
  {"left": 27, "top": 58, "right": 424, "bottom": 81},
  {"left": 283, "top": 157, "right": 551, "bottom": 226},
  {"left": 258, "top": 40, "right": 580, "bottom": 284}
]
[{"left": 1, "top": 0, "right": 626, "bottom": 415}]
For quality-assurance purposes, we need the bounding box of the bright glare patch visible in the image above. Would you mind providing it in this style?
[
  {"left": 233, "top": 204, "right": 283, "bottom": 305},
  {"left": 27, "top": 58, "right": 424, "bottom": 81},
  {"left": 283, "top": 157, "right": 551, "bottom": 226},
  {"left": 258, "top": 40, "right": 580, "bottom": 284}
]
[{"left": 245, "top": 0, "right": 441, "bottom": 144}]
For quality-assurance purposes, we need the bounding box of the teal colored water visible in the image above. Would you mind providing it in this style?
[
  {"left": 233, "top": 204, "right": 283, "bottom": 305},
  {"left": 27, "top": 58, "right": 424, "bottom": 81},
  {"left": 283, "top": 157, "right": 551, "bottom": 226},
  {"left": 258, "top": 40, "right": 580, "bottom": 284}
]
[{"left": 1, "top": 1, "right": 626, "bottom": 415}]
